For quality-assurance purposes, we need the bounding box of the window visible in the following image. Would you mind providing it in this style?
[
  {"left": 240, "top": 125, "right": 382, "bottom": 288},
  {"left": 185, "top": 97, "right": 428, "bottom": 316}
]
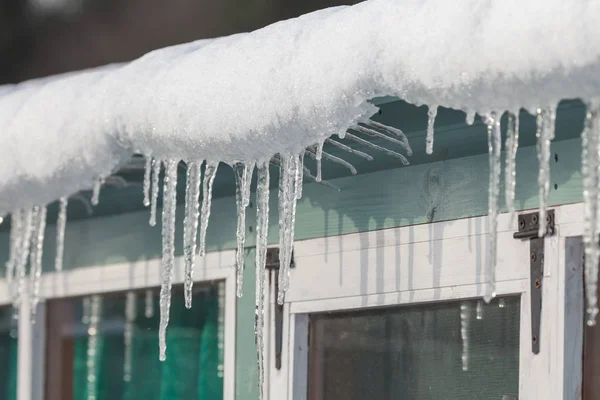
[
  {"left": 266, "top": 204, "right": 586, "bottom": 400},
  {"left": 0, "top": 306, "right": 17, "bottom": 400},
  {"left": 44, "top": 284, "right": 225, "bottom": 400}
]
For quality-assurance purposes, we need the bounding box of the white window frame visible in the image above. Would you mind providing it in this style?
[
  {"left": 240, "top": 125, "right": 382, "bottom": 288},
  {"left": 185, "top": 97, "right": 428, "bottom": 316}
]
[
  {"left": 3, "top": 249, "right": 237, "bottom": 400},
  {"left": 265, "top": 202, "right": 586, "bottom": 400}
]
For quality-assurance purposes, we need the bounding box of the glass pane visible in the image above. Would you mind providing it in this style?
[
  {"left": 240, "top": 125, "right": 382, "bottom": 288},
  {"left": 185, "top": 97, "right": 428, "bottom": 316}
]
[
  {"left": 0, "top": 307, "right": 17, "bottom": 400},
  {"left": 45, "top": 283, "right": 225, "bottom": 400},
  {"left": 308, "top": 297, "right": 520, "bottom": 400}
]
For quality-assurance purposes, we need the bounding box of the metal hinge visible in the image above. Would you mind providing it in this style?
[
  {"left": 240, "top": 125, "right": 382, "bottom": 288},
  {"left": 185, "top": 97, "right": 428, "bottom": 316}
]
[
  {"left": 265, "top": 248, "right": 294, "bottom": 370},
  {"left": 513, "top": 210, "right": 555, "bottom": 354}
]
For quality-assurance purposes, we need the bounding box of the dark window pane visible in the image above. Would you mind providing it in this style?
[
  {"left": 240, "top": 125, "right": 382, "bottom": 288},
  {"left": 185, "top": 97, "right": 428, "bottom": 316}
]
[
  {"left": 308, "top": 297, "right": 520, "bottom": 400},
  {"left": 0, "top": 307, "right": 17, "bottom": 400},
  {"left": 45, "top": 283, "right": 224, "bottom": 400}
]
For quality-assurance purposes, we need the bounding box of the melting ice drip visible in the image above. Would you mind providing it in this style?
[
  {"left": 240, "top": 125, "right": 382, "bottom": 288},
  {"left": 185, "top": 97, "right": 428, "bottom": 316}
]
[
  {"left": 124, "top": 291, "right": 136, "bottom": 382},
  {"left": 460, "top": 302, "right": 470, "bottom": 371}
]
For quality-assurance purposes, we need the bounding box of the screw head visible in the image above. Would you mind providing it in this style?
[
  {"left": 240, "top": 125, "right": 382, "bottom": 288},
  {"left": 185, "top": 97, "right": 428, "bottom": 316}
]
[
  {"left": 531, "top": 252, "right": 537, "bottom": 262},
  {"left": 532, "top": 335, "right": 538, "bottom": 344},
  {"left": 532, "top": 214, "right": 539, "bottom": 225},
  {"left": 519, "top": 218, "right": 526, "bottom": 229},
  {"left": 535, "top": 279, "right": 541, "bottom": 289}
]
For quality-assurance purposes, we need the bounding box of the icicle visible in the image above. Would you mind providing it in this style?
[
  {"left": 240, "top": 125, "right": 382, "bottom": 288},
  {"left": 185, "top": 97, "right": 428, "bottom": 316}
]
[
  {"left": 14, "top": 209, "right": 34, "bottom": 311},
  {"left": 159, "top": 159, "right": 178, "bottom": 361},
  {"left": 255, "top": 162, "right": 270, "bottom": 399},
  {"left": 583, "top": 102, "right": 600, "bottom": 325},
  {"left": 143, "top": 156, "right": 152, "bottom": 207},
  {"left": 315, "top": 142, "right": 324, "bottom": 182},
  {"left": 234, "top": 162, "right": 255, "bottom": 298},
  {"left": 277, "top": 154, "right": 300, "bottom": 304},
  {"left": 426, "top": 105, "right": 438, "bottom": 155},
  {"left": 82, "top": 296, "right": 91, "bottom": 324},
  {"left": 504, "top": 113, "right": 520, "bottom": 223},
  {"left": 90, "top": 177, "right": 104, "bottom": 206},
  {"left": 485, "top": 113, "right": 501, "bottom": 302},
  {"left": 353, "top": 124, "right": 412, "bottom": 155},
  {"left": 460, "top": 302, "right": 470, "bottom": 371},
  {"left": 536, "top": 108, "right": 555, "bottom": 238},
  {"left": 123, "top": 291, "right": 136, "bottom": 382},
  {"left": 306, "top": 148, "right": 357, "bottom": 175},
  {"left": 149, "top": 159, "right": 162, "bottom": 227},
  {"left": 145, "top": 289, "right": 154, "bottom": 318},
  {"left": 345, "top": 132, "right": 410, "bottom": 165},
  {"left": 476, "top": 300, "right": 484, "bottom": 320},
  {"left": 465, "top": 111, "right": 476, "bottom": 126},
  {"left": 199, "top": 162, "right": 219, "bottom": 257},
  {"left": 183, "top": 161, "right": 203, "bottom": 308},
  {"left": 87, "top": 295, "right": 102, "bottom": 400},
  {"left": 6, "top": 210, "right": 24, "bottom": 289},
  {"left": 499, "top": 298, "right": 506, "bottom": 308},
  {"left": 364, "top": 120, "right": 413, "bottom": 155},
  {"left": 55, "top": 197, "right": 68, "bottom": 272},
  {"left": 296, "top": 152, "right": 305, "bottom": 200},
  {"left": 217, "top": 281, "right": 225, "bottom": 378},
  {"left": 325, "top": 138, "right": 374, "bottom": 161},
  {"left": 30, "top": 205, "right": 47, "bottom": 318}
]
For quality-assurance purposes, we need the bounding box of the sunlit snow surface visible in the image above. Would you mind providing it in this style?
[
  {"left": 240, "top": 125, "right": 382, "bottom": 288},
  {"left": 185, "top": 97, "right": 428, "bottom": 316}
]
[{"left": 1, "top": 0, "right": 600, "bottom": 388}]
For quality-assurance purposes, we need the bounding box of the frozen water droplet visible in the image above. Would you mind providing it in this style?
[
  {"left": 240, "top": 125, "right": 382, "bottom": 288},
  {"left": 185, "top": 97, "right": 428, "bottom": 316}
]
[
  {"left": 143, "top": 156, "right": 152, "bottom": 207},
  {"left": 183, "top": 161, "right": 203, "bottom": 308},
  {"left": 149, "top": 159, "right": 162, "bottom": 226},
  {"left": 55, "top": 197, "right": 68, "bottom": 272},
  {"left": 536, "top": 108, "right": 556, "bottom": 238},
  {"left": 159, "top": 159, "right": 178, "bottom": 361},
  {"left": 91, "top": 178, "right": 104, "bottom": 206},
  {"left": 426, "top": 105, "right": 438, "bottom": 155},
  {"left": 199, "top": 162, "right": 219, "bottom": 257}
]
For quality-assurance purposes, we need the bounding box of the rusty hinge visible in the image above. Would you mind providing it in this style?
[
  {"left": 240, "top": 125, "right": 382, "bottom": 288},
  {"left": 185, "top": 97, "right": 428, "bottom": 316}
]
[
  {"left": 265, "top": 248, "right": 294, "bottom": 370},
  {"left": 513, "top": 210, "right": 555, "bottom": 354}
]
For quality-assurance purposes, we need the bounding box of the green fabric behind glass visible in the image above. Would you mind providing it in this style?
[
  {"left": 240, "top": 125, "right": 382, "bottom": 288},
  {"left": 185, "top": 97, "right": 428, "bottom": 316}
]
[{"left": 72, "top": 287, "right": 223, "bottom": 400}]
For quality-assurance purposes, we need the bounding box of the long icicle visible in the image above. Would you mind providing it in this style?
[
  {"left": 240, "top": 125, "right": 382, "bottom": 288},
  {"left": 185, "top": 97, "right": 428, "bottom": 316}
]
[
  {"left": 504, "top": 113, "right": 520, "bottom": 223},
  {"left": 583, "top": 102, "right": 600, "bottom": 325},
  {"left": 234, "top": 162, "right": 255, "bottom": 297},
  {"left": 183, "top": 161, "right": 203, "bottom": 308},
  {"left": 199, "top": 162, "right": 219, "bottom": 257},
  {"left": 344, "top": 132, "right": 410, "bottom": 165},
  {"left": 14, "top": 208, "right": 34, "bottom": 311},
  {"left": 485, "top": 113, "right": 501, "bottom": 302},
  {"left": 315, "top": 142, "right": 324, "bottom": 182},
  {"left": 353, "top": 124, "right": 412, "bottom": 155},
  {"left": 87, "top": 295, "right": 102, "bottom": 400},
  {"left": 149, "top": 159, "right": 162, "bottom": 226},
  {"left": 159, "top": 159, "right": 178, "bottom": 361},
  {"left": 143, "top": 156, "right": 153, "bottom": 207},
  {"left": 364, "top": 120, "right": 413, "bottom": 155},
  {"left": 255, "top": 162, "right": 270, "bottom": 400},
  {"left": 325, "top": 138, "right": 374, "bottom": 161},
  {"left": 55, "top": 197, "right": 68, "bottom": 272},
  {"left": 426, "top": 105, "right": 438, "bottom": 155},
  {"left": 123, "top": 291, "right": 136, "bottom": 382},
  {"left": 6, "top": 210, "right": 24, "bottom": 291},
  {"left": 30, "top": 205, "right": 47, "bottom": 318},
  {"left": 460, "top": 302, "right": 470, "bottom": 371},
  {"left": 296, "top": 152, "right": 305, "bottom": 200},
  {"left": 536, "top": 108, "right": 556, "bottom": 238}
]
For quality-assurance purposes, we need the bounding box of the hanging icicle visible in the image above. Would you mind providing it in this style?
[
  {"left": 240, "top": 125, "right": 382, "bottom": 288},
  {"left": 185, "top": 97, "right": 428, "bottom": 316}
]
[
  {"left": 485, "top": 113, "right": 501, "bottom": 302},
  {"left": 344, "top": 132, "right": 410, "bottom": 165},
  {"left": 426, "top": 105, "right": 438, "bottom": 155},
  {"left": 364, "top": 120, "right": 413, "bottom": 155},
  {"left": 254, "top": 162, "right": 270, "bottom": 400},
  {"left": 315, "top": 141, "right": 324, "bottom": 182},
  {"left": 87, "top": 295, "right": 102, "bottom": 400},
  {"left": 353, "top": 124, "right": 412, "bottom": 155},
  {"left": 277, "top": 154, "right": 300, "bottom": 304},
  {"left": 14, "top": 209, "right": 34, "bottom": 311},
  {"left": 30, "top": 205, "right": 47, "bottom": 318},
  {"left": 159, "top": 159, "right": 178, "bottom": 361},
  {"left": 55, "top": 197, "right": 68, "bottom": 272},
  {"left": 6, "top": 210, "right": 24, "bottom": 290},
  {"left": 183, "top": 161, "right": 203, "bottom": 308},
  {"left": 145, "top": 289, "right": 154, "bottom": 319},
  {"left": 124, "top": 291, "right": 136, "bottom": 382},
  {"left": 325, "top": 138, "right": 374, "bottom": 161},
  {"left": 536, "top": 108, "right": 556, "bottom": 238},
  {"left": 199, "top": 162, "right": 219, "bottom": 257},
  {"left": 583, "top": 102, "right": 600, "bottom": 325},
  {"left": 90, "top": 177, "right": 104, "bottom": 206},
  {"left": 234, "top": 162, "right": 255, "bottom": 297},
  {"left": 504, "top": 113, "right": 520, "bottom": 223},
  {"left": 143, "top": 156, "right": 153, "bottom": 207},
  {"left": 460, "top": 302, "right": 470, "bottom": 371},
  {"left": 465, "top": 111, "right": 476, "bottom": 126},
  {"left": 149, "top": 159, "right": 162, "bottom": 227}
]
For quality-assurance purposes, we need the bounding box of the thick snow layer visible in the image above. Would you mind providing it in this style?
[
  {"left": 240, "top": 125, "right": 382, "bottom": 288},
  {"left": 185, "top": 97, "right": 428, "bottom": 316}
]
[{"left": 0, "top": 0, "right": 599, "bottom": 213}]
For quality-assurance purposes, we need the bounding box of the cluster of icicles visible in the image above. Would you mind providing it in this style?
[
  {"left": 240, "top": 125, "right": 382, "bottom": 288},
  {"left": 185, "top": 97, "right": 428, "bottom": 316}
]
[{"left": 4, "top": 103, "right": 600, "bottom": 397}]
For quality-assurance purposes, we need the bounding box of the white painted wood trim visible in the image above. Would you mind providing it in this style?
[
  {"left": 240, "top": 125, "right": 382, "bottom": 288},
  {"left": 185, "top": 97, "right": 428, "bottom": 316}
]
[
  {"left": 223, "top": 267, "right": 237, "bottom": 400},
  {"left": 17, "top": 283, "right": 32, "bottom": 400}
]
